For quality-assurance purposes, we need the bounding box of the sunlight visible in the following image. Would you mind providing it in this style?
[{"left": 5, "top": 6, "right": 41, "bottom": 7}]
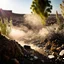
[
  {"left": 0, "top": 0, "right": 8, "bottom": 9},
  {"left": 9, "top": 27, "right": 26, "bottom": 40}
]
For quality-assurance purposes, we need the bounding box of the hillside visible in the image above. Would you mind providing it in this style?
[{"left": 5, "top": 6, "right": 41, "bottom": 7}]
[
  {"left": 0, "top": 34, "right": 49, "bottom": 64},
  {"left": 0, "top": 9, "right": 64, "bottom": 64},
  {"left": 0, "top": 33, "right": 64, "bottom": 64}
]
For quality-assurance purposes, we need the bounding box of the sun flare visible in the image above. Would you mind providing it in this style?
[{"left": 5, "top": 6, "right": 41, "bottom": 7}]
[{"left": 0, "top": 0, "right": 8, "bottom": 9}]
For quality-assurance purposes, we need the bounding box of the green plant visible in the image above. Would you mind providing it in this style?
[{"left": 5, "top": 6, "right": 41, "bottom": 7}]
[
  {"left": 55, "top": 1, "right": 64, "bottom": 31},
  {"left": 60, "top": 1, "right": 64, "bottom": 18},
  {"left": 56, "top": 11, "right": 62, "bottom": 31},
  {"left": 56, "top": 11, "right": 61, "bottom": 25},
  {"left": 55, "top": 1, "right": 64, "bottom": 32},
  {"left": 30, "top": 0, "right": 52, "bottom": 25},
  {"left": 0, "top": 18, "right": 12, "bottom": 37}
]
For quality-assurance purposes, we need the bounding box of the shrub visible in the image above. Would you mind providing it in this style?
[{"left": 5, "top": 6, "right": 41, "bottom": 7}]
[
  {"left": 0, "top": 18, "right": 12, "bottom": 37},
  {"left": 60, "top": 1, "right": 64, "bottom": 18}
]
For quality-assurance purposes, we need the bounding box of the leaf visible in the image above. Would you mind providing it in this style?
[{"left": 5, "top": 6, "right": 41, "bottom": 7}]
[{"left": 30, "top": 0, "right": 52, "bottom": 25}]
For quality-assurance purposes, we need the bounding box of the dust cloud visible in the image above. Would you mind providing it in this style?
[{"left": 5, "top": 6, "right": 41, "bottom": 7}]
[{"left": 8, "top": 15, "right": 61, "bottom": 55}]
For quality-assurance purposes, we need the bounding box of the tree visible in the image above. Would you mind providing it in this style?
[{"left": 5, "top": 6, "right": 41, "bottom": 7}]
[{"left": 30, "top": 0, "right": 52, "bottom": 25}]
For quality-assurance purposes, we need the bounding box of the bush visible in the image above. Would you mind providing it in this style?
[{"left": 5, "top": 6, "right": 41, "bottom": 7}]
[
  {"left": 47, "top": 32, "right": 64, "bottom": 46},
  {"left": 0, "top": 18, "right": 12, "bottom": 37}
]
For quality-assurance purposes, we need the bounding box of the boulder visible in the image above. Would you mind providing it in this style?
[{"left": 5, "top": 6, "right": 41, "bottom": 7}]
[
  {"left": 0, "top": 34, "right": 23, "bottom": 62},
  {"left": 24, "top": 45, "right": 31, "bottom": 50}
]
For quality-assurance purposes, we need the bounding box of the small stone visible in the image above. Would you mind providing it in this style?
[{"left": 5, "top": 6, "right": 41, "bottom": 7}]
[
  {"left": 59, "top": 50, "right": 64, "bottom": 56},
  {"left": 34, "top": 56, "right": 38, "bottom": 59},
  {"left": 48, "top": 55, "right": 55, "bottom": 59}
]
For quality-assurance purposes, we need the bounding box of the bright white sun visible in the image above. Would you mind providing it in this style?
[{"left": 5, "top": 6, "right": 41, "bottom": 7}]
[{"left": 0, "top": 0, "right": 8, "bottom": 9}]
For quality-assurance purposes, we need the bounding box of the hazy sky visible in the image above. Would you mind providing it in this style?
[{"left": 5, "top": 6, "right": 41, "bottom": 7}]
[
  {"left": 0, "top": 0, "right": 62, "bottom": 14},
  {"left": 51, "top": 0, "right": 62, "bottom": 14}
]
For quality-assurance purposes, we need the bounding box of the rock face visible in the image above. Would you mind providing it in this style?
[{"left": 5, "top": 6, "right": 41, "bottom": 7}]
[
  {"left": 0, "top": 34, "right": 47, "bottom": 64},
  {"left": 0, "top": 34, "right": 23, "bottom": 63}
]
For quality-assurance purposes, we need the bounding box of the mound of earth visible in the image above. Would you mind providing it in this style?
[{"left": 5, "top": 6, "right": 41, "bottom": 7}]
[
  {"left": 0, "top": 34, "right": 48, "bottom": 64},
  {"left": 0, "top": 33, "right": 64, "bottom": 64},
  {"left": 0, "top": 34, "right": 24, "bottom": 63}
]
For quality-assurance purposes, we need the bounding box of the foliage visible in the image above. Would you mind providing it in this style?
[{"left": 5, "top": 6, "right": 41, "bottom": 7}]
[
  {"left": 55, "top": 1, "right": 64, "bottom": 32},
  {"left": 60, "top": 1, "right": 64, "bottom": 18},
  {"left": 30, "top": 0, "right": 52, "bottom": 25},
  {"left": 56, "top": 11, "right": 61, "bottom": 25},
  {"left": 56, "top": 11, "right": 62, "bottom": 31},
  {"left": 0, "top": 18, "right": 12, "bottom": 37}
]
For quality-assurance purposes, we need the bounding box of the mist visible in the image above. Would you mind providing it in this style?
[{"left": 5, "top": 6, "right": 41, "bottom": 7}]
[{"left": 9, "top": 14, "right": 62, "bottom": 55}]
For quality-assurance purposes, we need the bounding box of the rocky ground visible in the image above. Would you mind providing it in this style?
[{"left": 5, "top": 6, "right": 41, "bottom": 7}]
[{"left": 0, "top": 33, "right": 64, "bottom": 64}]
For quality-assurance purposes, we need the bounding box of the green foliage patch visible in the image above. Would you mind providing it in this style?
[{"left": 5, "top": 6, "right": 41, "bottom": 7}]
[
  {"left": 0, "top": 18, "right": 12, "bottom": 37},
  {"left": 30, "top": 0, "right": 52, "bottom": 25}
]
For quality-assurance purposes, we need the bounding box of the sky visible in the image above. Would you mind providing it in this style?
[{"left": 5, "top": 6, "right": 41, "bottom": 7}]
[
  {"left": 51, "top": 0, "right": 62, "bottom": 14},
  {"left": 0, "top": 0, "right": 62, "bottom": 14}
]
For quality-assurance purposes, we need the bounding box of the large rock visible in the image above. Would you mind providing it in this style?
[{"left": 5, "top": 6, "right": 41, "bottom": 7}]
[{"left": 0, "top": 34, "right": 23, "bottom": 61}]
